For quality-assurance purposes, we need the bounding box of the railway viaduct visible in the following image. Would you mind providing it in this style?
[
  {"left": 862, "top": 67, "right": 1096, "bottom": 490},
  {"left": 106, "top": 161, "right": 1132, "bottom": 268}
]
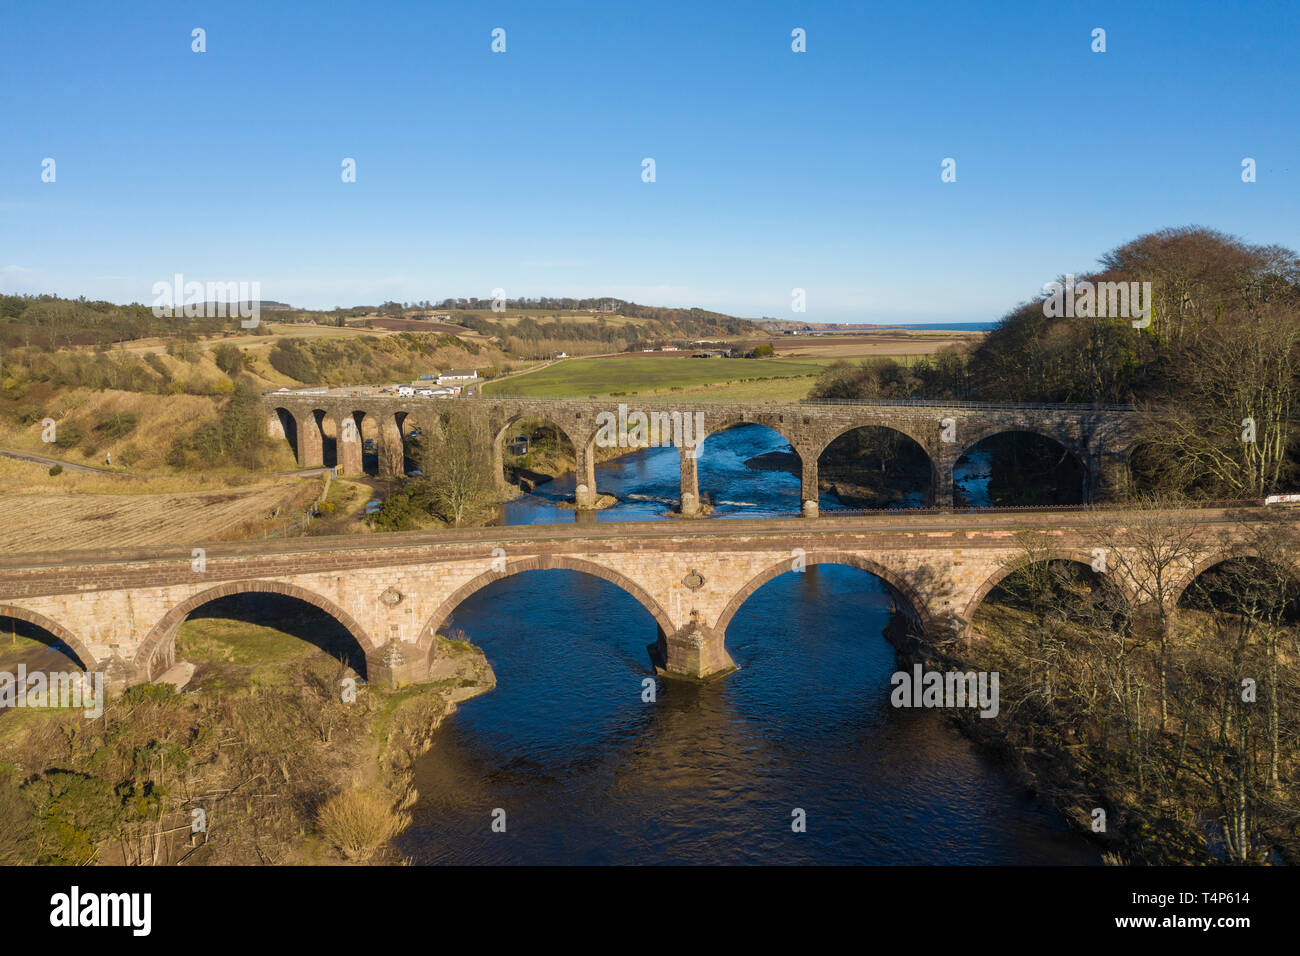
[
  {"left": 262, "top": 393, "right": 1147, "bottom": 515},
  {"left": 0, "top": 507, "right": 1285, "bottom": 691}
]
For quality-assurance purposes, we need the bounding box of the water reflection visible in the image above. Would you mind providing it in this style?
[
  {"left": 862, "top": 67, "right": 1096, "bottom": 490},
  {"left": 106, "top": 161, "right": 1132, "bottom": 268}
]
[{"left": 399, "top": 566, "right": 1099, "bottom": 865}]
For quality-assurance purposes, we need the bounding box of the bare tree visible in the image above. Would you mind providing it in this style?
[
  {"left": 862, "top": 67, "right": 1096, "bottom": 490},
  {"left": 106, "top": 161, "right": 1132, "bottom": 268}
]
[
  {"left": 1094, "top": 496, "right": 1202, "bottom": 731},
  {"left": 1143, "top": 305, "right": 1297, "bottom": 498},
  {"left": 425, "top": 406, "right": 495, "bottom": 526}
]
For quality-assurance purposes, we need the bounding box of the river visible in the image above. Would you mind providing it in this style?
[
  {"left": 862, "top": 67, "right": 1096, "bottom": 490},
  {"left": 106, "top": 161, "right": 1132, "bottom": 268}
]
[{"left": 395, "top": 426, "right": 1098, "bottom": 864}]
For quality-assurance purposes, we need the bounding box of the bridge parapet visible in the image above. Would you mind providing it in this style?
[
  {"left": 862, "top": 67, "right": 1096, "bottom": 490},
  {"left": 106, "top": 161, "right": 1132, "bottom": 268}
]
[
  {"left": 261, "top": 393, "right": 1149, "bottom": 511},
  {"left": 1, "top": 507, "right": 1282, "bottom": 688}
]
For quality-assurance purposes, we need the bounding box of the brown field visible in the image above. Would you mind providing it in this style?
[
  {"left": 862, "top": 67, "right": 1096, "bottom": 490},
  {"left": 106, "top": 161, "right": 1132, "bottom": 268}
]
[
  {"left": 0, "top": 462, "right": 320, "bottom": 553},
  {"left": 359, "top": 317, "right": 469, "bottom": 334},
  {"left": 752, "top": 330, "right": 983, "bottom": 359}
]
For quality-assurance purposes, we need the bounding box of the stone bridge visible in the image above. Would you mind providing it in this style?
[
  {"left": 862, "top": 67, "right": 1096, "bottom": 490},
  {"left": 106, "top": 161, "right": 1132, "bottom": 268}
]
[
  {"left": 0, "top": 507, "right": 1284, "bottom": 690},
  {"left": 262, "top": 393, "right": 1147, "bottom": 515}
]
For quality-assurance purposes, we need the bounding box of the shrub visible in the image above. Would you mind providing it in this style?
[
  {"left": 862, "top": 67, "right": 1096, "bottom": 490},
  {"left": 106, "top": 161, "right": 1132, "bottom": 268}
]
[
  {"left": 21, "top": 770, "right": 119, "bottom": 865},
  {"left": 268, "top": 340, "right": 319, "bottom": 383},
  {"left": 316, "top": 789, "right": 405, "bottom": 861},
  {"left": 48, "top": 464, "right": 62, "bottom": 476},
  {"left": 95, "top": 411, "right": 138, "bottom": 440},
  {"left": 213, "top": 343, "right": 242, "bottom": 376},
  {"left": 54, "top": 421, "right": 82, "bottom": 449}
]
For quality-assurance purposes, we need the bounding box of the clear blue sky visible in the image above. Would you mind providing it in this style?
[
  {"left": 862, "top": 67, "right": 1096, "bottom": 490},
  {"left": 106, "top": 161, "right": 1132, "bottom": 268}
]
[{"left": 2, "top": 0, "right": 1297, "bottom": 323}]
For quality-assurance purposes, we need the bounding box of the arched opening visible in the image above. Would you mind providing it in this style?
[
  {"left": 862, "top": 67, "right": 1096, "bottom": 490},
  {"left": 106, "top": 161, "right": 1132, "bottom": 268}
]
[
  {"left": 0, "top": 612, "right": 91, "bottom": 674},
  {"left": 416, "top": 557, "right": 674, "bottom": 662},
  {"left": 970, "top": 558, "right": 1132, "bottom": 641},
  {"left": 393, "top": 565, "right": 701, "bottom": 864},
  {"left": 318, "top": 412, "right": 339, "bottom": 469},
  {"left": 1176, "top": 556, "right": 1300, "bottom": 624},
  {"left": 718, "top": 553, "right": 931, "bottom": 639},
  {"left": 496, "top": 415, "right": 576, "bottom": 496},
  {"left": 954, "top": 431, "right": 1087, "bottom": 507},
  {"left": 394, "top": 410, "right": 420, "bottom": 476},
  {"left": 402, "top": 413, "right": 433, "bottom": 477},
  {"left": 355, "top": 411, "right": 380, "bottom": 476},
  {"left": 275, "top": 408, "right": 299, "bottom": 461},
  {"left": 136, "top": 582, "right": 372, "bottom": 681},
  {"left": 817, "top": 425, "right": 933, "bottom": 509},
  {"left": 171, "top": 593, "right": 369, "bottom": 684},
  {"left": 696, "top": 422, "right": 803, "bottom": 518}
]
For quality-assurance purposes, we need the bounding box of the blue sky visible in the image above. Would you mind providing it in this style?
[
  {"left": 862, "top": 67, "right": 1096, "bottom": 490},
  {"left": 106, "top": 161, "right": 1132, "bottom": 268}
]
[{"left": 2, "top": 0, "right": 1297, "bottom": 323}]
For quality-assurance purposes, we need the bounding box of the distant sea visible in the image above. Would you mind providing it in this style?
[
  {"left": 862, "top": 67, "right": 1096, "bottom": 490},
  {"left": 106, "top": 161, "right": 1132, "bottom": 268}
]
[{"left": 897, "top": 322, "right": 996, "bottom": 331}]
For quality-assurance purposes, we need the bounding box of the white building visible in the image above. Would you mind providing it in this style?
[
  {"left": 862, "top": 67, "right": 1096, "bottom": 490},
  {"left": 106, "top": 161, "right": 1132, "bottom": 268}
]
[{"left": 437, "top": 369, "right": 479, "bottom": 386}]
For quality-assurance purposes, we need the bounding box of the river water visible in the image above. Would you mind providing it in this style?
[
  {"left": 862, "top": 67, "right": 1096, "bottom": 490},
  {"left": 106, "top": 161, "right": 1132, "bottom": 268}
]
[{"left": 397, "top": 426, "right": 1098, "bottom": 864}]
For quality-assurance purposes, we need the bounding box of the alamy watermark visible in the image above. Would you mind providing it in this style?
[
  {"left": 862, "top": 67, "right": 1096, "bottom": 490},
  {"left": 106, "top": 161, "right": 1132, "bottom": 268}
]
[
  {"left": 593, "top": 403, "right": 706, "bottom": 459},
  {"left": 890, "top": 664, "right": 999, "bottom": 718},
  {"left": 1042, "top": 274, "right": 1152, "bottom": 328},
  {"left": 151, "top": 274, "right": 261, "bottom": 328},
  {"left": 0, "top": 666, "right": 104, "bottom": 719}
]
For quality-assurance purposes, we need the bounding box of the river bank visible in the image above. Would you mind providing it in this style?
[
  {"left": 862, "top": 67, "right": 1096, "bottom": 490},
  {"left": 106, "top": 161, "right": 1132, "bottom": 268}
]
[{"left": 0, "top": 620, "right": 496, "bottom": 865}]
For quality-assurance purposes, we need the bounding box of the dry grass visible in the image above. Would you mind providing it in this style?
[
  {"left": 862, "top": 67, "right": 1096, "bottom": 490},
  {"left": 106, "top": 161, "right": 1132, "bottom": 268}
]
[
  {"left": 0, "top": 472, "right": 320, "bottom": 552},
  {"left": 770, "top": 330, "right": 982, "bottom": 359},
  {"left": 316, "top": 789, "right": 408, "bottom": 862},
  {"left": 0, "top": 387, "right": 224, "bottom": 468}
]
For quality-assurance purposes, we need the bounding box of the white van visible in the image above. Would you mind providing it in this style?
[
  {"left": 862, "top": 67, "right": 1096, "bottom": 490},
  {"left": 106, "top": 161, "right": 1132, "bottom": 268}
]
[{"left": 396, "top": 385, "right": 415, "bottom": 397}]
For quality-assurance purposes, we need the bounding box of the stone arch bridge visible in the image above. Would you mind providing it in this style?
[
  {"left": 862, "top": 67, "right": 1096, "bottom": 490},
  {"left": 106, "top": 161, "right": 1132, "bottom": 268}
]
[
  {"left": 0, "top": 507, "right": 1284, "bottom": 690},
  {"left": 263, "top": 393, "right": 1147, "bottom": 515}
]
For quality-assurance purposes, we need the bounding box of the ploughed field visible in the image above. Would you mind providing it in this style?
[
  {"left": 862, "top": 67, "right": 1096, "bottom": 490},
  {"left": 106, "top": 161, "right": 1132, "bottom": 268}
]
[{"left": 0, "top": 484, "right": 308, "bottom": 552}]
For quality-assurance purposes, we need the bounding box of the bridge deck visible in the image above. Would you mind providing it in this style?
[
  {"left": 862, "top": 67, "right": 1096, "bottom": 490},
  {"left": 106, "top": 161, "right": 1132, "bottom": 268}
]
[{"left": 0, "top": 504, "right": 1264, "bottom": 572}]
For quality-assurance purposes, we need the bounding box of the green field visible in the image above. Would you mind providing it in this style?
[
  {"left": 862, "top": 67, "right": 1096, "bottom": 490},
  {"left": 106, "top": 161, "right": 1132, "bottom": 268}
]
[{"left": 482, "top": 355, "right": 832, "bottom": 398}]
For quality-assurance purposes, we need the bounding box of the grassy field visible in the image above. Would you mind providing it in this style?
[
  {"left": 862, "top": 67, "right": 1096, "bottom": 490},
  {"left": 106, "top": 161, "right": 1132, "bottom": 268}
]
[{"left": 482, "top": 354, "right": 835, "bottom": 398}]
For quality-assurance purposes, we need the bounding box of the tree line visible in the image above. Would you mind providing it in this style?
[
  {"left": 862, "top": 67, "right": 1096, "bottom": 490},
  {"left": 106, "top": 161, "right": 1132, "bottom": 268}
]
[{"left": 809, "top": 227, "right": 1300, "bottom": 500}]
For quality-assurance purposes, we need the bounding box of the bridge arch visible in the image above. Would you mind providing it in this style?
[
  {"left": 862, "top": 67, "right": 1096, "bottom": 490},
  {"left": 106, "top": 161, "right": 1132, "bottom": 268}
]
[
  {"left": 715, "top": 551, "right": 937, "bottom": 638},
  {"left": 815, "top": 423, "right": 937, "bottom": 508},
  {"left": 0, "top": 604, "right": 97, "bottom": 671},
  {"left": 134, "top": 579, "right": 376, "bottom": 680},
  {"left": 490, "top": 410, "right": 587, "bottom": 494},
  {"left": 1168, "top": 548, "right": 1300, "bottom": 611},
  {"left": 701, "top": 413, "right": 802, "bottom": 451},
  {"left": 269, "top": 406, "right": 299, "bottom": 458},
  {"left": 962, "top": 550, "right": 1136, "bottom": 625},
  {"left": 953, "top": 428, "right": 1089, "bottom": 506},
  {"left": 815, "top": 421, "right": 933, "bottom": 462},
  {"left": 414, "top": 555, "right": 675, "bottom": 661},
  {"left": 492, "top": 411, "right": 583, "bottom": 460},
  {"left": 954, "top": 423, "right": 1083, "bottom": 462}
]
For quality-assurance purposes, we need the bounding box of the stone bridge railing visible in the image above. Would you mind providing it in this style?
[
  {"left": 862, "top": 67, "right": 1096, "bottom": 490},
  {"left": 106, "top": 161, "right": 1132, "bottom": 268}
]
[
  {"left": 0, "top": 506, "right": 1282, "bottom": 689},
  {"left": 261, "top": 392, "right": 1149, "bottom": 515}
]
